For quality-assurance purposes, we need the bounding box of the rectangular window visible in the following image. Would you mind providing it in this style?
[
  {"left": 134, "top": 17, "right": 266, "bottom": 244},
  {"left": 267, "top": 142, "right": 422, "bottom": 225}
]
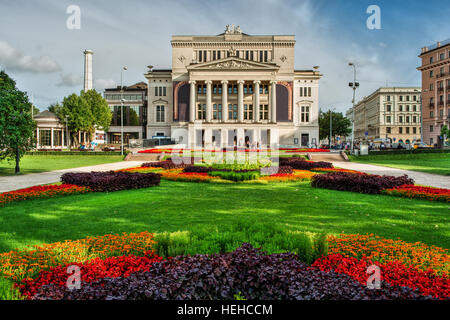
[
  {"left": 430, "top": 125, "right": 434, "bottom": 132},
  {"left": 386, "top": 105, "right": 391, "bottom": 112},
  {"left": 308, "top": 87, "right": 311, "bottom": 97},
  {"left": 399, "top": 105, "right": 403, "bottom": 112},
  {"left": 213, "top": 104, "right": 223, "bottom": 120},
  {"left": 218, "top": 51, "right": 221, "bottom": 59},
  {"left": 406, "top": 127, "right": 410, "bottom": 134},
  {"left": 197, "top": 104, "right": 206, "bottom": 120},
  {"left": 199, "top": 51, "right": 203, "bottom": 62},
  {"left": 155, "top": 87, "right": 158, "bottom": 96},
  {"left": 299, "top": 87, "right": 303, "bottom": 97},
  {"left": 163, "top": 87, "right": 166, "bottom": 96},
  {"left": 387, "top": 96, "right": 391, "bottom": 102},
  {"left": 301, "top": 106, "right": 310, "bottom": 122},
  {"left": 156, "top": 105, "right": 165, "bottom": 122},
  {"left": 430, "top": 111, "right": 434, "bottom": 117},
  {"left": 213, "top": 51, "right": 217, "bottom": 60},
  {"left": 244, "top": 104, "right": 253, "bottom": 120},
  {"left": 259, "top": 51, "right": 263, "bottom": 62},
  {"left": 386, "top": 127, "right": 391, "bottom": 134},
  {"left": 264, "top": 50, "right": 268, "bottom": 62},
  {"left": 386, "top": 116, "right": 391, "bottom": 123},
  {"left": 39, "top": 129, "right": 51, "bottom": 146},
  {"left": 399, "top": 96, "right": 403, "bottom": 102},
  {"left": 159, "top": 87, "right": 162, "bottom": 96},
  {"left": 399, "top": 116, "right": 403, "bottom": 123},
  {"left": 406, "top": 116, "right": 410, "bottom": 123},
  {"left": 399, "top": 127, "right": 403, "bottom": 134},
  {"left": 260, "top": 104, "right": 269, "bottom": 120}
]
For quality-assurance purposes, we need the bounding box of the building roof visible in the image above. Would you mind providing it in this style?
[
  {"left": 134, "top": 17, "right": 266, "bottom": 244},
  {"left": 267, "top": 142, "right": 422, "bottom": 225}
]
[
  {"left": 34, "top": 110, "right": 59, "bottom": 119},
  {"left": 104, "top": 82, "right": 148, "bottom": 92},
  {"left": 419, "top": 39, "right": 450, "bottom": 56}
]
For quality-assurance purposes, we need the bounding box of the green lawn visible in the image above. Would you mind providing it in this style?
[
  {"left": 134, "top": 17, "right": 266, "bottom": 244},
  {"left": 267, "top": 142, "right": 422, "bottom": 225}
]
[
  {"left": 0, "top": 180, "right": 448, "bottom": 252},
  {"left": 0, "top": 155, "right": 124, "bottom": 176},
  {"left": 349, "top": 153, "right": 450, "bottom": 176}
]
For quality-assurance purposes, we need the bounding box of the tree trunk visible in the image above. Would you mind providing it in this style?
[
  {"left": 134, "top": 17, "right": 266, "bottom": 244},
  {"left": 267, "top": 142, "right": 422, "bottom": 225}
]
[{"left": 15, "top": 145, "right": 20, "bottom": 174}]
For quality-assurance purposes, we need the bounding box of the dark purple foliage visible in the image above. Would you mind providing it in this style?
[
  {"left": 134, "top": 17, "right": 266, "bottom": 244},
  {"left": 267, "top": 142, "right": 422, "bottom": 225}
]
[
  {"left": 183, "top": 165, "right": 214, "bottom": 173},
  {"left": 279, "top": 158, "right": 333, "bottom": 170},
  {"left": 61, "top": 171, "right": 161, "bottom": 192},
  {"left": 311, "top": 172, "right": 414, "bottom": 194},
  {"left": 276, "top": 165, "right": 294, "bottom": 174},
  {"left": 32, "top": 244, "right": 430, "bottom": 300},
  {"left": 142, "top": 160, "right": 190, "bottom": 169}
]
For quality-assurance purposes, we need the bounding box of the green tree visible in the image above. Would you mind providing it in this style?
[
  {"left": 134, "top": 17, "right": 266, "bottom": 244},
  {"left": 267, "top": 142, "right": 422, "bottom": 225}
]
[
  {"left": 48, "top": 102, "right": 62, "bottom": 115},
  {"left": 319, "top": 110, "right": 351, "bottom": 143},
  {"left": 80, "top": 89, "right": 112, "bottom": 134},
  {"left": 441, "top": 125, "right": 449, "bottom": 145},
  {"left": 0, "top": 71, "right": 36, "bottom": 174},
  {"left": 60, "top": 94, "right": 92, "bottom": 147}
]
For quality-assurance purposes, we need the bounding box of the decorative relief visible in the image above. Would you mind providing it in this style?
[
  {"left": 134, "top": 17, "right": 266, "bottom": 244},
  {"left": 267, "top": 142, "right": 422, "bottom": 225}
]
[
  {"left": 280, "top": 55, "right": 287, "bottom": 63},
  {"left": 178, "top": 55, "right": 186, "bottom": 63},
  {"left": 225, "top": 24, "right": 242, "bottom": 34},
  {"left": 209, "top": 60, "right": 251, "bottom": 69}
]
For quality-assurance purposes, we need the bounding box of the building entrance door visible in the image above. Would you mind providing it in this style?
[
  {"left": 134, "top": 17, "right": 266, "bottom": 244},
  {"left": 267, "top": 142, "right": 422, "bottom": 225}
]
[{"left": 301, "top": 134, "right": 309, "bottom": 147}]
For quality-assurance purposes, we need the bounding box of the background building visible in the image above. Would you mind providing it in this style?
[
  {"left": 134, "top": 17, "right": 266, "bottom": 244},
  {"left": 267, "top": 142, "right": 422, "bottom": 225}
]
[
  {"left": 418, "top": 39, "right": 450, "bottom": 145},
  {"left": 350, "top": 87, "right": 422, "bottom": 144},
  {"left": 145, "top": 26, "right": 322, "bottom": 148},
  {"left": 34, "top": 110, "right": 67, "bottom": 149},
  {"left": 104, "top": 82, "right": 148, "bottom": 144}
]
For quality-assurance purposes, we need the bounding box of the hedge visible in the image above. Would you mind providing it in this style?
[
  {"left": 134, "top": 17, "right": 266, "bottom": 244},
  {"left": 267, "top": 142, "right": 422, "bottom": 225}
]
[
  {"left": 311, "top": 172, "right": 414, "bottom": 194},
  {"left": 61, "top": 171, "right": 161, "bottom": 192}
]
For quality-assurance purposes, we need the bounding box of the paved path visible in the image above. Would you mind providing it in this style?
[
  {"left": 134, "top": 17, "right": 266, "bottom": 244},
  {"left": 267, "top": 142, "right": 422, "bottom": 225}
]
[
  {"left": 0, "top": 161, "right": 146, "bottom": 193},
  {"left": 332, "top": 161, "right": 450, "bottom": 189}
]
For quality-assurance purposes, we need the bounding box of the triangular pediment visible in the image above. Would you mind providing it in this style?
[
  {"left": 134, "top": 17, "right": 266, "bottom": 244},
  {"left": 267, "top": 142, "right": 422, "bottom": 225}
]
[{"left": 187, "top": 57, "right": 279, "bottom": 71}]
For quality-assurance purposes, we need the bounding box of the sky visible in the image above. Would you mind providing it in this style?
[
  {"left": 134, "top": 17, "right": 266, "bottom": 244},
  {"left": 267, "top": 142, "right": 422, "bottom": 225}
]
[{"left": 0, "top": 0, "right": 449, "bottom": 113}]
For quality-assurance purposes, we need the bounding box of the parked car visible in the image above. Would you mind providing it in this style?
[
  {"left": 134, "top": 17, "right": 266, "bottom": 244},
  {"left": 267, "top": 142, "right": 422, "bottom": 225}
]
[{"left": 412, "top": 142, "right": 433, "bottom": 149}]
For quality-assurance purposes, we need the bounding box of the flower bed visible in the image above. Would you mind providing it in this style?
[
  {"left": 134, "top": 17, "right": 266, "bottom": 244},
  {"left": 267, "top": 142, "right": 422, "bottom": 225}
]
[
  {"left": 311, "top": 172, "right": 414, "bottom": 194},
  {"left": 279, "top": 148, "right": 330, "bottom": 153},
  {"left": 61, "top": 171, "right": 161, "bottom": 192},
  {"left": 383, "top": 185, "right": 450, "bottom": 202},
  {"left": 311, "top": 254, "right": 449, "bottom": 299},
  {"left": 160, "top": 171, "right": 218, "bottom": 183},
  {"left": 327, "top": 234, "right": 449, "bottom": 276},
  {"left": 312, "top": 168, "right": 363, "bottom": 174},
  {"left": 279, "top": 157, "right": 333, "bottom": 170},
  {"left": 20, "top": 253, "right": 162, "bottom": 299},
  {"left": 0, "top": 184, "right": 91, "bottom": 206},
  {"left": 260, "top": 171, "right": 316, "bottom": 182},
  {"left": 31, "top": 244, "right": 430, "bottom": 300},
  {"left": 0, "top": 232, "right": 157, "bottom": 283}
]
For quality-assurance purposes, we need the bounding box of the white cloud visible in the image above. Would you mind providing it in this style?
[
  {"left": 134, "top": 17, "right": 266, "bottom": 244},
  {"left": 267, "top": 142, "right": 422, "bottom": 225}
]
[
  {"left": 0, "top": 40, "right": 61, "bottom": 73},
  {"left": 56, "top": 73, "right": 83, "bottom": 87},
  {"left": 94, "top": 79, "right": 116, "bottom": 91}
]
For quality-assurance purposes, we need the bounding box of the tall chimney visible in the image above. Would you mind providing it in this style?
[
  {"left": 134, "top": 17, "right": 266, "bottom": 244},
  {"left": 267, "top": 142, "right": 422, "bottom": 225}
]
[{"left": 83, "top": 49, "right": 93, "bottom": 92}]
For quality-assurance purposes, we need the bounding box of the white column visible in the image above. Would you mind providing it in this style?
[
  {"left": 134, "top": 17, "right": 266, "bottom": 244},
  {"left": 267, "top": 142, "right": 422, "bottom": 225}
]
[
  {"left": 204, "top": 128, "right": 213, "bottom": 149},
  {"left": 221, "top": 80, "right": 228, "bottom": 122},
  {"left": 237, "top": 128, "right": 245, "bottom": 147},
  {"left": 189, "top": 80, "right": 196, "bottom": 122},
  {"left": 237, "top": 80, "right": 244, "bottom": 122},
  {"left": 221, "top": 129, "right": 228, "bottom": 148},
  {"left": 253, "top": 80, "right": 261, "bottom": 122},
  {"left": 270, "top": 80, "right": 277, "bottom": 123},
  {"left": 36, "top": 128, "right": 40, "bottom": 148},
  {"left": 205, "top": 80, "right": 212, "bottom": 122},
  {"left": 61, "top": 129, "right": 65, "bottom": 148},
  {"left": 51, "top": 127, "right": 54, "bottom": 149}
]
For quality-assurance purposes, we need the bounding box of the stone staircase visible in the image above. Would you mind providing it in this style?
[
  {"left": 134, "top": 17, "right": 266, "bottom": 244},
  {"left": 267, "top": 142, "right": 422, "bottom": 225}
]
[
  {"left": 124, "top": 153, "right": 162, "bottom": 162},
  {"left": 307, "top": 152, "right": 348, "bottom": 162}
]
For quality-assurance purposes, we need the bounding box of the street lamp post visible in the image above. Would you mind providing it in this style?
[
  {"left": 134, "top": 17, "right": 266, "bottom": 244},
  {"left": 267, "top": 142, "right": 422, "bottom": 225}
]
[
  {"left": 120, "top": 66, "right": 127, "bottom": 156},
  {"left": 348, "top": 63, "right": 359, "bottom": 153},
  {"left": 329, "top": 107, "right": 336, "bottom": 149}
]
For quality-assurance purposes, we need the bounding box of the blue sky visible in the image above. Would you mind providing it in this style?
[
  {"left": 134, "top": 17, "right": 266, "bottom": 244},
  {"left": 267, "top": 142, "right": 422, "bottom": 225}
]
[{"left": 0, "top": 0, "right": 449, "bottom": 113}]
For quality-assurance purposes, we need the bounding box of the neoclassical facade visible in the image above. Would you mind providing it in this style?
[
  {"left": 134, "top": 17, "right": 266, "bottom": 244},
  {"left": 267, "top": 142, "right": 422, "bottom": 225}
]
[{"left": 145, "top": 26, "right": 322, "bottom": 148}]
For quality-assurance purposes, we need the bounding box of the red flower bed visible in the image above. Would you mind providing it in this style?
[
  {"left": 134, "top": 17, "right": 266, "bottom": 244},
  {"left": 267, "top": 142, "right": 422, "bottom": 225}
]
[
  {"left": 279, "top": 148, "right": 330, "bottom": 152},
  {"left": 0, "top": 184, "right": 91, "bottom": 206},
  {"left": 383, "top": 185, "right": 450, "bottom": 202},
  {"left": 310, "top": 254, "right": 450, "bottom": 299},
  {"left": 19, "top": 253, "right": 163, "bottom": 299}
]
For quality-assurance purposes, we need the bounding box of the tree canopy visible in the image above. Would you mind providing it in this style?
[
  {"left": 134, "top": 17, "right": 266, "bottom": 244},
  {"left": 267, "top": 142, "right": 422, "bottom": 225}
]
[
  {"left": 0, "top": 71, "right": 36, "bottom": 173},
  {"left": 319, "top": 110, "right": 352, "bottom": 142},
  {"left": 54, "top": 90, "right": 111, "bottom": 146}
]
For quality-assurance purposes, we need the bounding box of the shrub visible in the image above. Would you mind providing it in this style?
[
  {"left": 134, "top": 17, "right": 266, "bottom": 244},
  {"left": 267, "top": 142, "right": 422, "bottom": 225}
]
[
  {"left": 277, "top": 165, "right": 294, "bottom": 174},
  {"left": 311, "top": 172, "right": 414, "bottom": 194},
  {"left": 183, "top": 165, "right": 214, "bottom": 173},
  {"left": 32, "top": 244, "right": 431, "bottom": 300},
  {"left": 209, "top": 171, "right": 260, "bottom": 182},
  {"left": 61, "top": 171, "right": 161, "bottom": 192},
  {"left": 279, "top": 157, "right": 333, "bottom": 170}
]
